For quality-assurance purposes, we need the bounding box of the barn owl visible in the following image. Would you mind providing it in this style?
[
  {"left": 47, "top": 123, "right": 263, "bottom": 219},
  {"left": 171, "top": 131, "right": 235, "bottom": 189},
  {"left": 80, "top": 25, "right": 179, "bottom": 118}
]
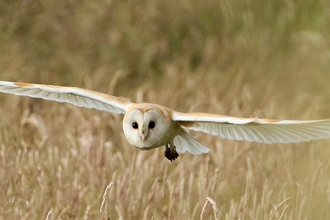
[{"left": 0, "top": 81, "right": 330, "bottom": 161}]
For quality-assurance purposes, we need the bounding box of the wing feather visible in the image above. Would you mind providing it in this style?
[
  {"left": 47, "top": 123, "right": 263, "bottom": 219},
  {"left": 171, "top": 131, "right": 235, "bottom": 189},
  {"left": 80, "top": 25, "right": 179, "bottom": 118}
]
[
  {"left": 173, "top": 112, "right": 330, "bottom": 144},
  {"left": 0, "top": 81, "right": 131, "bottom": 114},
  {"left": 174, "top": 130, "right": 210, "bottom": 154}
]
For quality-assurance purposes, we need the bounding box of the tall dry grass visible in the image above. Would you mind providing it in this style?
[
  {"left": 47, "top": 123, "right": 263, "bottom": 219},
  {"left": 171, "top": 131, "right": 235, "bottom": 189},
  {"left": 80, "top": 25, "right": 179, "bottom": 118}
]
[{"left": 1, "top": 0, "right": 330, "bottom": 219}]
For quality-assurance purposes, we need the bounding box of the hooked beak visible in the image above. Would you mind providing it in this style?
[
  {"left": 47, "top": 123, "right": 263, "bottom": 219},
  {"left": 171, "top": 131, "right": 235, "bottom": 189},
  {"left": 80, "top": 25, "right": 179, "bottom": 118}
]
[{"left": 139, "top": 129, "right": 149, "bottom": 141}]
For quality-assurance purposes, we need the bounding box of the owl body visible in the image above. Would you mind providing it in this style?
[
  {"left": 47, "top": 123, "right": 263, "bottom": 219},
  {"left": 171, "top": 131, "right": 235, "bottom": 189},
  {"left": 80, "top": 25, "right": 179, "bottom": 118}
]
[{"left": 1, "top": 80, "right": 330, "bottom": 161}]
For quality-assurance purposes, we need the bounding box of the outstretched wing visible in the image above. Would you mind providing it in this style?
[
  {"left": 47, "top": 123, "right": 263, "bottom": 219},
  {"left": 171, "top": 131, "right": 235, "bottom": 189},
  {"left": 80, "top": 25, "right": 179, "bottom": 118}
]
[
  {"left": 0, "top": 81, "right": 132, "bottom": 114},
  {"left": 173, "top": 112, "right": 330, "bottom": 144}
]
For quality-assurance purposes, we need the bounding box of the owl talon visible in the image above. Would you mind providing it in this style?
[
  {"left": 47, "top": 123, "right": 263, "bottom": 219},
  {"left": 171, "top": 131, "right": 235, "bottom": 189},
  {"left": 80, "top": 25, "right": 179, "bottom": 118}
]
[{"left": 165, "top": 145, "right": 179, "bottom": 162}]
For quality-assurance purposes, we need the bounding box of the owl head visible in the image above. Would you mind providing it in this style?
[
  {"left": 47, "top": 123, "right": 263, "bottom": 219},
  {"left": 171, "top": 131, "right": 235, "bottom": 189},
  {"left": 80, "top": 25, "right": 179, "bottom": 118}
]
[{"left": 122, "top": 104, "right": 173, "bottom": 150}]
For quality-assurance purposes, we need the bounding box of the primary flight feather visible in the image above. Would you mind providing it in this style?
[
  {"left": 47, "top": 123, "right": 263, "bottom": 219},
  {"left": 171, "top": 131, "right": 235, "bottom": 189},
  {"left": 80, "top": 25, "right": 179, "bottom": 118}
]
[{"left": 0, "top": 80, "right": 329, "bottom": 161}]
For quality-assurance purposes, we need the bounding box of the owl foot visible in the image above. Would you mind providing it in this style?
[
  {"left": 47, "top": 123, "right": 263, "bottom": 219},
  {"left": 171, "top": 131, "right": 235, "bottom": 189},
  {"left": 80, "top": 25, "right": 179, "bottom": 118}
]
[{"left": 165, "top": 145, "right": 179, "bottom": 162}]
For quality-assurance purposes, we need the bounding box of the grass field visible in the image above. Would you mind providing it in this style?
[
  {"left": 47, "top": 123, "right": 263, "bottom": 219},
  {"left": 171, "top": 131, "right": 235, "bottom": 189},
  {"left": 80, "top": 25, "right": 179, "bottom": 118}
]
[{"left": 1, "top": 0, "right": 330, "bottom": 219}]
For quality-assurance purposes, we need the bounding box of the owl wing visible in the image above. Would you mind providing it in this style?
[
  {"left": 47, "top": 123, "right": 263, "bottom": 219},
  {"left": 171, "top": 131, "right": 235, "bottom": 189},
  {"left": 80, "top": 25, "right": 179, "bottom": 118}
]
[
  {"left": 174, "top": 129, "right": 210, "bottom": 154},
  {"left": 173, "top": 112, "right": 330, "bottom": 144},
  {"left": 0, "top": 81, "right": 132, "bottom": 114}
]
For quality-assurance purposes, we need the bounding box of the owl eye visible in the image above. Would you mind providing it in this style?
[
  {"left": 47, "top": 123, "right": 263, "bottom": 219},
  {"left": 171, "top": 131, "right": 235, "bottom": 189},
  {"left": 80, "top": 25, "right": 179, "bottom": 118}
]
[
  {"left": 132, "top": 122, "right": 138, "bottom": 129},
  {"left": 149, "top": 121, "right": 155, "bottom": 129}
]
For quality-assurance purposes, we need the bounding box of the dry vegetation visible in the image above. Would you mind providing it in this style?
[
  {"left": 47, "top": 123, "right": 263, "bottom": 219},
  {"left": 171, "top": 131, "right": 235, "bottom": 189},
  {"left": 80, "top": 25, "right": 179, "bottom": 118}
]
[{"left": 1, "top": 0, "right": 330, "bottom": 219}]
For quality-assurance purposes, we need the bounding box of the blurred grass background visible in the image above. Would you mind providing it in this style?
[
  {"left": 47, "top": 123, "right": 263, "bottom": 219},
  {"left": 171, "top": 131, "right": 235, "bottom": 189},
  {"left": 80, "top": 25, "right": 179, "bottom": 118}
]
[{"left": 1, "top": 0, "right": 330, "bottom": 219}]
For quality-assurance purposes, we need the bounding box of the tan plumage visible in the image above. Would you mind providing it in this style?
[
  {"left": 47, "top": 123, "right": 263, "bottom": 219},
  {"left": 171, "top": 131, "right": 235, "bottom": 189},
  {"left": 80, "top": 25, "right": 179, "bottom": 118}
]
[{"left": 0, "top": 80, "right": 330, "bottom": 161}]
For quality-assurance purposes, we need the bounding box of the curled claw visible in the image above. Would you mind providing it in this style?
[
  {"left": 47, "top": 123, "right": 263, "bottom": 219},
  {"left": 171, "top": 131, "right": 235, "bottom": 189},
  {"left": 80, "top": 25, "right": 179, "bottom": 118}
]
[{"left": 165, "top": 144, "right": 179, "bottom": 162}]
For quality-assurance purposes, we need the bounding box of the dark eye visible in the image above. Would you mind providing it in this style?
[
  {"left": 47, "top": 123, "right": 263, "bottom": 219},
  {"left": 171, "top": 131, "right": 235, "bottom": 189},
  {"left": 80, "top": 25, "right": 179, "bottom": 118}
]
[
  {"left": 132, "top": 122, "right": 138, "bottom": 129},
  {"left": 149, "top": 121, "right": 155, "bottom": 129}
]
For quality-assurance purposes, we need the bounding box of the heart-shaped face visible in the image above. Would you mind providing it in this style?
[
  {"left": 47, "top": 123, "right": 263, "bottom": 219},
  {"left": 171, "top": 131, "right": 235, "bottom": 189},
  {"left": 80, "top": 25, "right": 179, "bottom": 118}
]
[{"left": 123, "top": 107, "right": 173, "bottom": 150}]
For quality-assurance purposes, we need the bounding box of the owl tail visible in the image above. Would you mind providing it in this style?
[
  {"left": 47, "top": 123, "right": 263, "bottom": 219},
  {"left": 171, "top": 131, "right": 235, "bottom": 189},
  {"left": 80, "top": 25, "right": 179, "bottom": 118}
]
[{"left": 174, "top": 130, "right": 210, "bottom": 154}]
